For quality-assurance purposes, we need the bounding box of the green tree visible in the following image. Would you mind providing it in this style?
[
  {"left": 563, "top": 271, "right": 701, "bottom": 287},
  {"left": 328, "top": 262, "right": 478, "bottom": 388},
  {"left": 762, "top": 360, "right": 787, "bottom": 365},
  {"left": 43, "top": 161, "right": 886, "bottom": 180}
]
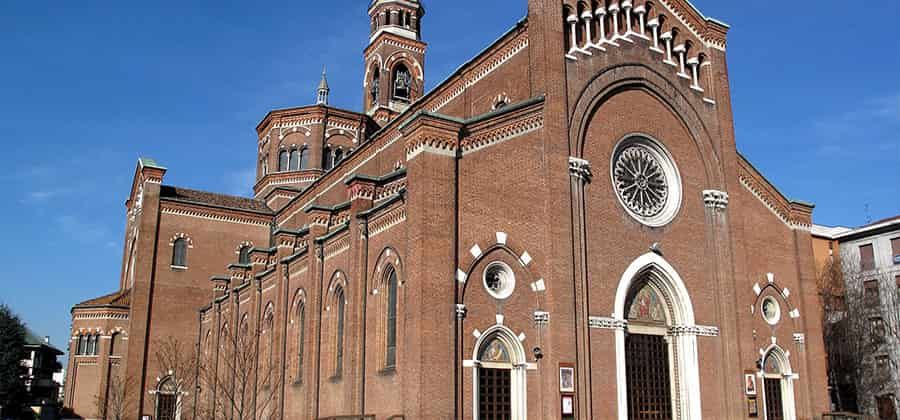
[{"left": 0, "top": 304, "right": 27, "bottom": 419}]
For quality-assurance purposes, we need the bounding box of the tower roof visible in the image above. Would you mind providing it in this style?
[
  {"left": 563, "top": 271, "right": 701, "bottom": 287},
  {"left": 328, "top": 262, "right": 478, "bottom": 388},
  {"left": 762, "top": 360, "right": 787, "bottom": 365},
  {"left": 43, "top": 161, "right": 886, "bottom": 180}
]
[
  {"left": 318, "top": 67, "right": 329, "bottom": 91},
  {"left": 369, "top": 0, "right": 424, "bottom": 13}
]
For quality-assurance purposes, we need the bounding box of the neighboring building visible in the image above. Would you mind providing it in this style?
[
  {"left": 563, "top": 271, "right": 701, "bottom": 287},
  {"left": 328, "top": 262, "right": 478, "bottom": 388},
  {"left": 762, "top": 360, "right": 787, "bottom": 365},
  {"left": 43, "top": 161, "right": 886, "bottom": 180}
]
[
  {"left": 813, "top": 217, "right": 900, "bottom": 419},
  {"left": 65, "top": 0, "right": 833, "bottom": 419},
  {"left": 23, "top": 330, "right": 64, "bottom": 415}
]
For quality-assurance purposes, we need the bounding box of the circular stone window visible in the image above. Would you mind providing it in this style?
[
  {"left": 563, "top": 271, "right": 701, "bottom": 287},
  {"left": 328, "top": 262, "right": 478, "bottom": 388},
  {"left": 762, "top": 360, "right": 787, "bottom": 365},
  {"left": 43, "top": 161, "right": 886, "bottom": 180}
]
[
  {"left": 761, "top": 296, "right": 781, "bottom": 325},
  {"left": 610, "top": 135, "right": 682, "bottom": 227},
  {"left": 483, "top": 262, "right": 515, "bottom": 300}
]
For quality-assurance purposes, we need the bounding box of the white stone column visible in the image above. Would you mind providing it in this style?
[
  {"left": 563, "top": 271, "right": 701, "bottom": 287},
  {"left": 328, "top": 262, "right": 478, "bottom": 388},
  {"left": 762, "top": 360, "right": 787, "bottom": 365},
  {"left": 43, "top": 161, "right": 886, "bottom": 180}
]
[
  {"left": 633, "top": 5, "right": 647, "bottom": 38},
  {"left": 622, "top": 0, "right": 633, "bottom": 36},
  {"left": 595, "top": 7, "right": 610, "bottom": 46},
  {"left": 648, "top": 17, "right": 662, "bottom": 52},
  {"left": 567, "top": 14, "right": 579, "bottom": 58},
  {"left": 687, "top": 57, "right": 702, "bottom": 91},
  {"left": 581, "top": 10, "right": 598, "bottom": 51},
  {"left": 609, "top": 2, "right": 621, "bottom": 41},
  {"left": 661, "top": 31, "right": 676, "bottom": 65},
  {"left": 614, "top": 323, "right": 629, "bottom": 420},
  {"left": 674, "top": 44, "right": 690, "bottom": 78}
]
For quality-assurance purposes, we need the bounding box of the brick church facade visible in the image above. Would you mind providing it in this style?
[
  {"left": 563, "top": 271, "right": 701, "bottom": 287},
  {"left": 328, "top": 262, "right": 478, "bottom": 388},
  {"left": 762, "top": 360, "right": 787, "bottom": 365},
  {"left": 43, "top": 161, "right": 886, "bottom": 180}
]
[{"left": 65, "top": 0, "right": 832, "bottom": 419}]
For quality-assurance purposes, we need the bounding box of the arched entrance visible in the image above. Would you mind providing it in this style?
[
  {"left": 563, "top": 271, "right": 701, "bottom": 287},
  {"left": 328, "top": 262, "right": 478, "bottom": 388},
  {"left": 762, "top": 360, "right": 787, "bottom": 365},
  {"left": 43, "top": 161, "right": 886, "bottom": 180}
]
[
  {"left": 473, "top": 326, "right": 527, "bottom": 420},
  {"left": 761, "top": 346, "right": 797, "bottom": 420},
  {"left": 154, "top": 376, "right": 179, "bottom": 420},
  {"left": 613, "top": 253, "right": 702, "bottom": 420}
]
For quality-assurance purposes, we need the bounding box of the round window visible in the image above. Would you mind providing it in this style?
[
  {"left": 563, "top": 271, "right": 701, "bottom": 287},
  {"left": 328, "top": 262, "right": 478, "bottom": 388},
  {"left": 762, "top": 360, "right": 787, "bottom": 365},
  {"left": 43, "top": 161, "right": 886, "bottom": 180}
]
[
  {"left": 483, "top": 262, "right": 515, "bottom": 300},
  {"left": 610, "top": 135, "right": 682, "bottom": 227},
  {"left": 761, "top": 296, "right": 781, "bottom": 325}
]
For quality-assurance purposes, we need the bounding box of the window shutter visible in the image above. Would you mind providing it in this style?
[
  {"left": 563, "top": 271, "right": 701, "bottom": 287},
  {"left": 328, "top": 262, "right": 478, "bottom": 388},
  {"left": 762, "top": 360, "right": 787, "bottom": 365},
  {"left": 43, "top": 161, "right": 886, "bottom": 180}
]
[{"left": 859, "top": 244, "right": 875, "bottom": 271}]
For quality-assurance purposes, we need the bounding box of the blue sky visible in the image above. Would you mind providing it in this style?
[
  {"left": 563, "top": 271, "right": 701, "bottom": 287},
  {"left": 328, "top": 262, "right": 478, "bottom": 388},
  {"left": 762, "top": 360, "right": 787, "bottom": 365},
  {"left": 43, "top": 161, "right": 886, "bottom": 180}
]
[{"left": 0, "top": 0, "right": 897, "bottom": 360}]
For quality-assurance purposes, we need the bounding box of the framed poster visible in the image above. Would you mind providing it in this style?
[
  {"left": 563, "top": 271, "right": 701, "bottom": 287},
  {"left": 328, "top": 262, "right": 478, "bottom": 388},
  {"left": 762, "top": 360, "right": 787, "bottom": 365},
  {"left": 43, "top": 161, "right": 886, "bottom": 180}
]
[
  {"left": 744, "top": 373, "right": 757, "bottom": 395},
  {"left": 559, "top": 367, "right": 575, "bottom": 393},
  {"left": 561, "top": 395, "right": 575, "bottom": 415},
  {"left": 747, "top": 396, "right": 759, "bottom": 417}
]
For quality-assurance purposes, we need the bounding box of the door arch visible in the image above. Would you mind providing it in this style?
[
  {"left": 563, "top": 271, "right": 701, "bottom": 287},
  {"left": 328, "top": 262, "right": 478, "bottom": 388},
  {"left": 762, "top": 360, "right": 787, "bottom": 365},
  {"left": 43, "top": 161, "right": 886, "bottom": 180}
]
[
  {"left": 761, "top": 345, "right": 797, "bottom": 420},
  {"left": 613, "top": 252, "right": 702, "bottom": 420},
  {"left": 472, "top": 325, "right": 527, "bottom": 420}
]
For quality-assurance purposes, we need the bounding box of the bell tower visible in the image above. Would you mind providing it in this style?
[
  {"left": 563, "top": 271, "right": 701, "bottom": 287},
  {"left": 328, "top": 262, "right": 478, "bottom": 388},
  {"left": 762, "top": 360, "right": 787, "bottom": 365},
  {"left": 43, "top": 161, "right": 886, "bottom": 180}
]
[{"left": 364, "top": 0, "right": 426, "bottom": 124}]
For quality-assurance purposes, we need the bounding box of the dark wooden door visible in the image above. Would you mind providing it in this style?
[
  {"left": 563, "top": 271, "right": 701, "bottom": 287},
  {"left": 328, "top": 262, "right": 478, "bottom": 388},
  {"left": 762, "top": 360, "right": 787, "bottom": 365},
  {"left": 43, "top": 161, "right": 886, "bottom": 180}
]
[
  {"left": 478, "top": 367, "right": 511, "bottom": 420},
  {"left": 157, "top": 393, "right": 177, "bottom": 420},
  {"left": 764, "top": 378, "right": 784, "bottom": 420},
  {"left": 625, "top": 333, "right": 672, "bottom": 420},
  {"left": 876, "top": 395, "right": 896, "bottom": 420}
]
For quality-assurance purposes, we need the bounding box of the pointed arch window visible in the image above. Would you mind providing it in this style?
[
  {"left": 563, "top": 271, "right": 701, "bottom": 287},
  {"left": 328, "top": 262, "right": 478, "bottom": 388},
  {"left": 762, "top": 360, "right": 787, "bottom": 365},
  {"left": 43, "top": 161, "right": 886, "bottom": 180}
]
[
  {"left": 296, "top": 301, "right": 306, "bottom": 382},
  {"left": 278, "top": 150, "right": 289, "bottom": 172},
  {"left": 334, "top": 286, "right": 346, "bottom": 376},
  {"left": 334, "top": 148, "right": 344, "bottom": 166},
  {"left": 370, "top": 68, "right": 381, "bottom": 107},
  {"left": 323, "top": 145, "right": 334, "bottom": 170},
  {"left": 264, "top": 307, "right": 275, "bottom": 384},
  {"left": 238, "top": 246, "right": 251, "bottom": 265},
  {"left": 385, "top": 266, "right": 398, "bottom": 367},
  {"left": 172, "top": 238, "right": 188, "bottom": 268},
  {"left": 392, "top": 64, "right": 411, "bottom": 102}
]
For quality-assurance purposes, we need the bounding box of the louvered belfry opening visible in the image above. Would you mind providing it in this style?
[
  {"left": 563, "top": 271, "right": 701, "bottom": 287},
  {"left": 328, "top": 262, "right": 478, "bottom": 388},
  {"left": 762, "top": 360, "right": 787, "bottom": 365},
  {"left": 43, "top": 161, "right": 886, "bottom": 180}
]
[
  {"left": 478, "top": 367, "right": 512, "bottom": 420},
  {"left": 765, "top": 378, "right": 785, "bottom": 420},
  {"left": 625, "top": 333, "right": 673, "bottom": 420}
]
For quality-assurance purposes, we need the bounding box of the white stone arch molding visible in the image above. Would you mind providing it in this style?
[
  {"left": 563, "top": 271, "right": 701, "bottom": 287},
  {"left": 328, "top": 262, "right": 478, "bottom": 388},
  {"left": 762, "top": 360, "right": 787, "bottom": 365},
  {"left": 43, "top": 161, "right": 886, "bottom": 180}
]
[
  {"left": 364, "top": 54, "right": 384, "bottom": 87},
  {"left": 456, "top": 232, "right": 547, "bottom": 306},
  {"left": 384, "top": 52, "right": 424, "bottom": 81},
  {"left": 568, "top": 64, "right": 724, "bottom": 190},
  {"left": 611, "top": 252, "right": 705, "bottom": 420},
  {"left": 751, "top": 273, "right": 802, "bottom": 330},
  {"left": 467, "top": 323, "right": 531, "bottom": 420},
  {"left": 759, "top": 343, "right": 798, "bottom": 420}
]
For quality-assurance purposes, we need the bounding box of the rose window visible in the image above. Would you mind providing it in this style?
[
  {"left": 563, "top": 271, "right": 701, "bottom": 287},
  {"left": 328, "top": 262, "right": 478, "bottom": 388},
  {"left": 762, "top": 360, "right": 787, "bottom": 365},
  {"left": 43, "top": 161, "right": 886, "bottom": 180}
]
[
  {"left": 610, "top": 136, "right": 682, "bottom": 227},
  {"left": 614, "top": 146, "right": 669, "bottom": 217}
]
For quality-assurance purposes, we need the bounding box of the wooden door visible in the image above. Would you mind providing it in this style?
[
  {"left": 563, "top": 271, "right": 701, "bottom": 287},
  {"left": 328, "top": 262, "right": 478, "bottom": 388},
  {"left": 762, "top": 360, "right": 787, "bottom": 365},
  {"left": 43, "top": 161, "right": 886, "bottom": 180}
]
[
  {"left": 626, "top": 333, "right": 673, "bottom": 420},
  {"left": 478, "top": 367, "right": 511, "bottom": 420},
  {"left": 764, "top": 378, "right": 784, "bottom": 420}
]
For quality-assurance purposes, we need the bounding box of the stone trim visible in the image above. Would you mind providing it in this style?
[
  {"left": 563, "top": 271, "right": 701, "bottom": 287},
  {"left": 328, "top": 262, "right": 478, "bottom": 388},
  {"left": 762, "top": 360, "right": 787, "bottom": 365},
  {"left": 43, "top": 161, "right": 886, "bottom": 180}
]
[
  {"left": 533, "top": 311, "right": 550, "bottom": 326},
  {"left": 161, "top": 204, "right": 271, "bottom": 227},
  {"left": 569, "top": 157, "right": 593, "bottom": 181},
  {"left": 588, "top": 316, "right": 627, "bottom": 330},
  {"left": 668, "top": 325, "right": 720, "bottom": 337},
  {"left": 702, "top": 189, "right": 729, "bottom": 210}
]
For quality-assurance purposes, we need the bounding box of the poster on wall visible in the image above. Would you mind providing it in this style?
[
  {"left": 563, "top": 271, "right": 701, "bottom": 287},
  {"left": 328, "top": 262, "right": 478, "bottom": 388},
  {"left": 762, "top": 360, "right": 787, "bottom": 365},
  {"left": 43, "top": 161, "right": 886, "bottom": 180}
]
[
  {"left": 744, "top": 373, "right": 757, "bottom": 395},
  {"left": 559, "top": 367, "right": 575, "bottom": 393},
  {"left": 561, "top": 395, "right": 575, "bottom": 415}
]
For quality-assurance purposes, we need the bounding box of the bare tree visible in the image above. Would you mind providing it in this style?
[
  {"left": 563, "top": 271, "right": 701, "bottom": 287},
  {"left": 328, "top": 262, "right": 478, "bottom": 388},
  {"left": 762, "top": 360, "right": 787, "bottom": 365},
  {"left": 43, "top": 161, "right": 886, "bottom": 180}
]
[
  {"left": 199, "top": 318, "right": 282, "bottom": 420},
  {"left": 818, "top": 253, "right": 900, "bottom": 415},
  {"left": 93, "top": 372, "right": 136, "bottom": 420},
  {"left": 152, "top": 336, "right": 199, "bottom": 420}
]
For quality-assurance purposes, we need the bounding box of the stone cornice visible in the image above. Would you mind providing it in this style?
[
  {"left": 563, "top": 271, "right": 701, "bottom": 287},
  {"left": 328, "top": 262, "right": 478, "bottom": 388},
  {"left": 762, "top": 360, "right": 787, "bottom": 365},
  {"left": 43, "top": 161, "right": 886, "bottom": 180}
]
[{"left": 160, "top": 201, "right": 272, "bottom": 227}]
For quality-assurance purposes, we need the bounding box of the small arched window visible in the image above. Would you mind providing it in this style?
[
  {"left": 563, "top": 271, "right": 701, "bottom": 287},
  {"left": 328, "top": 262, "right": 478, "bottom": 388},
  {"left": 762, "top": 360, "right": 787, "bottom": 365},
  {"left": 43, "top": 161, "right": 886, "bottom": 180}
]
[
  {"left": 323, "top": 145, "right": 334, "bottom": 170},
  {"left": 386, "top": 267, "right": 398, "bottom": 367},
  {"left": 278, "top": 150, "right": 289, "bottom": 172},
  {"left": 155, "top": 376, "right": 178, "bottom": 420},
  {"left": 289, "top": 149, "right": 300, "bottom": 171},
  {"left": 334, "top": 149, "right": 344, "bottom": 166},
  {"left": 109, "top": 333, "right": 118, "bottom": 356},
  {"left": 370, "top": 68, "right": 381, "bottom": 107},
  {"left": 238, "top": 246, "right": 251, "bottom": 265},
  {"left": 77, "top": 335, "right": 87, "bottom": 355},
  {"left": 334, "top": 286, "right": 346, "bottom": 376},
  {"left": 299, "top": 147, "right": 310, "bottom": 170},
  {"left": 262, "top": 155, "right": 268, "bottom": 176},
  {"left": 297, "top": 302, "right": 306, "bottom": 381},
  {"left": 392, "top": 64, "right": 411, "bottom": 102},
  {"left": 172, "top": 238, "right": 188, "bottom": 268},
  {"left": 264, "top": 308, "right": 275, "bottom": 381}
]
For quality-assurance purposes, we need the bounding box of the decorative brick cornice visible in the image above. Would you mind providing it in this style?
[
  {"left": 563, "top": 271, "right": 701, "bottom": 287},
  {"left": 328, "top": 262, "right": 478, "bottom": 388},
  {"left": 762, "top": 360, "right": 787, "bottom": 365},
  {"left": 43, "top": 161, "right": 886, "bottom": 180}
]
[
  {"left": 323, "top": 233, "right": 351, "bottom": 261},
  {"left": 160, "top": 203, "right": 272, "bottom": 227},
  {"left": 369, "top": 205, "right": 407, "bottom": 239},
  {"left": 461, "top": 112, "right": 544, "bottom": 155},
  {"left": 429, "top": 31, "right": 529, "bottom": 113},
  {"left": 738, "top": 155, "right": 812, "bottom": 231}
]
